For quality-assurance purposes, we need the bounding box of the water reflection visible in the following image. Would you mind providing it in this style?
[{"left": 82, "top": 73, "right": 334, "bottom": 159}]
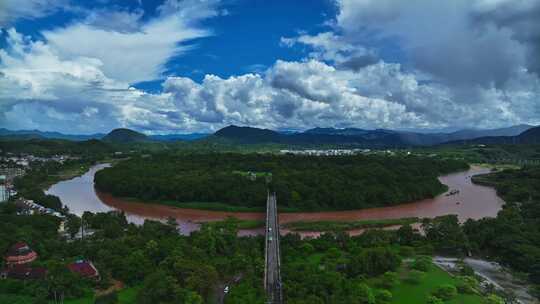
[{"left": 46, "top": 164, "right": 504, "bottom": 236}]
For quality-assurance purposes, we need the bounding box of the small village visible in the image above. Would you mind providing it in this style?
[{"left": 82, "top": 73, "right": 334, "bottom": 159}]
[
  {"left": 0, "top": 152, "right": 102, "bottom": 292},
  {"left": 279, "top": 148, "right": 372, "bottom": 156},
  {"left": 1, "top": 242, "right": 99, "bottom": 281}
]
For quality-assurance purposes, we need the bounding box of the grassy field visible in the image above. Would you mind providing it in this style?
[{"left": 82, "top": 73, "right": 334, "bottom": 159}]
[
  {"left": 389, "top": 263, "right": 484, "bottom": 304},
  {"left": 283, "top": 217, "right": 419, "bottom": 232},
  {"left": 295, "top": 252, "right": 486, "bottom": 304}
]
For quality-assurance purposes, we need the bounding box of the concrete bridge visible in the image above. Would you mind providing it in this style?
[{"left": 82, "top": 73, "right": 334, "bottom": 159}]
[{"left": 264, "top": 192, "right": 283, "bottom": 304}]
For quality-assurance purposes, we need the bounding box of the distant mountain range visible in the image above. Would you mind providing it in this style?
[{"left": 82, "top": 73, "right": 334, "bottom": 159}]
[
  {"left": 446, "top": 125, "right": 540, "bottom": 145},
  {"left": 149, "top": 133, "right": 209, "bottom": 141},
  {"left": 1, "top": 124, "right": 537, "bottom": 146},
  {"left": 0, "top": 128, "right": 209, "bottom": 143},
  {"left": 213, "top": 124, "right": 537, "bottom": 147},
  {"left": 0, "top": 128, "right": 105, "bottom": 141}
]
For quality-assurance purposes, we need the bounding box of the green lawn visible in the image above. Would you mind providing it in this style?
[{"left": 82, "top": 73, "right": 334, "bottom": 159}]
[
  {"left": 389, "top": 264, "right": 484, "bottom": 304},
  {"left": 283, "top": 217, "right": 419, "bottom": 232}
]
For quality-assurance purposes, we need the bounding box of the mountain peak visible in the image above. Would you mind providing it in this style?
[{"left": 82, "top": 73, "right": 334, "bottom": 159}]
[
  {"left": 102, "top": 128, "right": 149, "bottom": 143},
  {"left": 214, "top": 125, "right": 280, "bottom": 143}
]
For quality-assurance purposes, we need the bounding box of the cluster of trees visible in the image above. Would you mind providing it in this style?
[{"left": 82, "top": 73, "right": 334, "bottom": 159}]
[
  {"left": 0, "top": 139, "right": 113, "bottom": 157},
  {"left": 95, "top": 153, "right": 468, "bottom": 211},
  {"left": 0, "top": 204, "right": 265, "bottom": 303},
  {"left": 0, "top": 201, "right": 512, "bottom": 303},
  {"left": 464, "top": 166, "right": 540, "bottom": 297}
]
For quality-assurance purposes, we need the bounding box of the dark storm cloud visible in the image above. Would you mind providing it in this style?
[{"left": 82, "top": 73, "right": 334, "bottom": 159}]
[
  {"left": 337, "top": 53, "right": 379, "bottom": 71},
  {"left": 471, "top": 0, "right": 540, "bottom": 76},
  {"left": 334, "top": 0, "right": 533, "bottom": 90}
]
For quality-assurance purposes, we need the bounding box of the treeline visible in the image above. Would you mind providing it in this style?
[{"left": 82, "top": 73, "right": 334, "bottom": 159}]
[
  {"left": 0, "top": 203, "right": 500, "bottom": 303},
  {"left": 94, "top": 153, "right": 468, "bottom": 211},
  {"left": 0, "top": 139, "right": 114, "bottom": 157},
  {"left": 0, "top": 204, "right": 265, "bottom": 304}
]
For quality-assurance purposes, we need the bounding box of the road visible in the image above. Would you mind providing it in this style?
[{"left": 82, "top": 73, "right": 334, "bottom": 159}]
[{"left": 265, "top": 192, "right": 283, "bottom": 304}]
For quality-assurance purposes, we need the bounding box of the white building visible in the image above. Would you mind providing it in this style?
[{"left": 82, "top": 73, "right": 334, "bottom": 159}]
[{"left": 0, "top": 185, "right": 9, "bottom": 202}]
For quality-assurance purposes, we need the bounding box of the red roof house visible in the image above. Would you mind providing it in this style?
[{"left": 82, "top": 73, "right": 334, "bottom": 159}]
[
  {"left": 4, "top": 242, "right": 38, "bottom": 265},
  {"left": 68, "top": 260, "right": 99, "bottom": 280}
]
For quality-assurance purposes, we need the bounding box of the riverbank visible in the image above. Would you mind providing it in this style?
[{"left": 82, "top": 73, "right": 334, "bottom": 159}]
[
  {"left": 38, "top": 162, "right": 93, "bottom": 190},
  {"left": 434, "top": 257, "right": 536, "bottom": 304},
  {"left": 283, "top": 217, "right": 419, "bottom": 232},
  {"left": 39, "top": 158, "right": 124, "bottom": 190},
  {"left": 47, "top": 164, "right": 506, "bottom": 237}
]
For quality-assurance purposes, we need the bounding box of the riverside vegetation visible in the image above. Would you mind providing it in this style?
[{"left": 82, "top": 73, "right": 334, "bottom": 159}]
[
  {"left": 2, "top": 148, "right": 538, "bottom": 303},
  {"left": 94, "top": 153, "right": 468, "bottom": 211},
  {"left": 0, "top": 204, "right": 504, "bottom": 304}
]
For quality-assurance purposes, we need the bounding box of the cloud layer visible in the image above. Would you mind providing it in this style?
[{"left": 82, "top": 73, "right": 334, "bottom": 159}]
[{"left": 1, "top": 0, "right": 539, "bottom": 134}]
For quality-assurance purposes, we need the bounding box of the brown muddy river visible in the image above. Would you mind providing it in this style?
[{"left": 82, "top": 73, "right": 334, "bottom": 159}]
[{"left": 46, "top": 163, "right": 504, "bottom": 236}]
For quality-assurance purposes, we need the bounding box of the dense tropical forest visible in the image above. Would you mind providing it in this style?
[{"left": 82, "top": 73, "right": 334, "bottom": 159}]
[
  {"left": 0, "top": 204, "right": 505, "bottom": 304},
  {"left": 2, "top": 153, "right": 535, "bottom": 303},
  {"left": 94, "top": 154, "right": 468, "bottom": 211}
]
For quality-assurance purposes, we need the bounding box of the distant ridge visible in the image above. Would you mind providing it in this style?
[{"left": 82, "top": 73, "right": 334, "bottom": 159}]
[
  {"left": 213, "top": 124, "right": 537, "bottom": 147},
  {"left": 214, "top": 125, "right": 405, "bottom": 146},
  {"left": 1, "top": 124, "right": 535, "bottom": 146},
  {"left": 149, "top": 133, "right": 209, "bottom": 141},
  {"left": 445, "top": 126, "right": 540, "bottom": 145},
  {"left": 0, "top": 128, "right": 104, "bottom": 141},
  {"left": 0, "top": 128, "right": 208, "bottom": 142},
  {"left": 214, "top": 125, "right": 282, "bottom": 143},
  {"left": 102, "top": 128, "right": 150, "bottom": 143}
]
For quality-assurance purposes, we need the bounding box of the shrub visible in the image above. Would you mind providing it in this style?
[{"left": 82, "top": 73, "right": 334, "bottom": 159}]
[
  {"left": 398, "top": 246, "right": 415, "bottom": 257},
  {"left": 456, "top": 276, "right": 479, "bottom": 294},
  {"left": 432, "top": 284, "right": 457, "bottom": 300},
  {"left": 415, "top": 245, "right": 434, "bottom": 255},
  {"left": 404, "top": 270, "right": 425, "bottom": 284},
  {"left": 376, "top": 289, "right": 392, "bottom": 303},
  {"left": 378, "top": 271, "right": 398, "bottom": 289},
  {"left": 485, "top": 294, "right": 505, "bottom": 304},
  {"left": 349, "top": 247, "right": 401, "bottom": 277},
  {"left": 460, "top": 264, "right": 475, "bottom": 276},
  {"left": 356, "top": 283, "right": 375, "bottom": 304},
  {"left": 95, "top": 291, "right": 118, "bottom": 304},
  {"left": 426, "top": 296, "right": 444, "bottom": 304},
  {"left": 412, "top": 256, "right": 432, "bottom": 272}
]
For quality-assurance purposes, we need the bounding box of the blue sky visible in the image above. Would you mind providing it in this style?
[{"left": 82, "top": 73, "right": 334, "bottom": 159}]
[
  {"left": 0, "top": 0, "right": 539, "bottom": 134},
  {"left": 134, "top": 0, "right": 338, "bottom": 91}
]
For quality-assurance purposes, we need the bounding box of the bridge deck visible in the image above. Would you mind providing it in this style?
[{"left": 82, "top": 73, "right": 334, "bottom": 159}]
[{"left": 264, "top": 192, "right": 283, "bottom": 304}]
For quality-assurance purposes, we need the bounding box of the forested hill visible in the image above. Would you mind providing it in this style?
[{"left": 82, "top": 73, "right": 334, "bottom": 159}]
[
  {"left": 102, "top": 128, "right": 150, "bottom": 143},
  {"left": 211, "top": 125, "right": 536, "bottom": 147},
  {"left": 213, "top": 125, "right": 407, "bottom": 147},
  {"left": 94, "top": 154, "right": 468, "bottom": 211}
]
